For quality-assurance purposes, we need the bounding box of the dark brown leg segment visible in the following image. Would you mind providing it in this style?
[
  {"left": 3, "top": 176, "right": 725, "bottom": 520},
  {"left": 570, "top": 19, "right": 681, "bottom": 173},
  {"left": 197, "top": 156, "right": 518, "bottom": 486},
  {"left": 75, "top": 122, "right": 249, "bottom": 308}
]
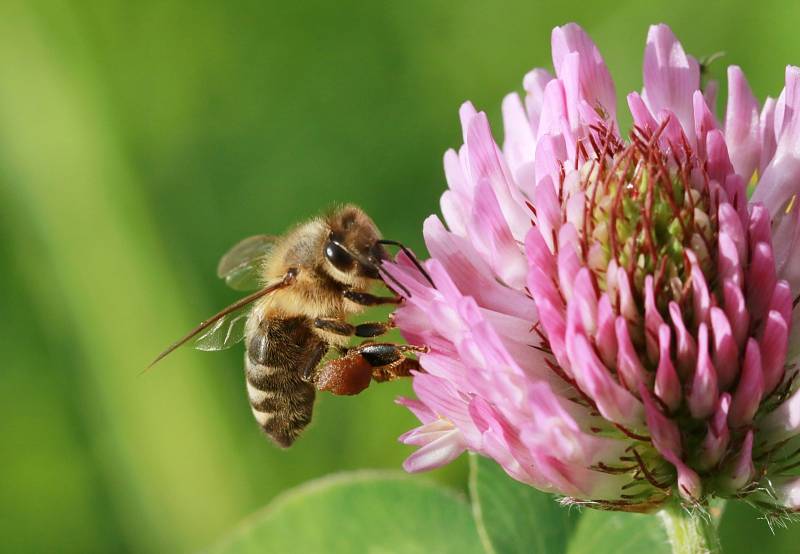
[
  {"left": 313, "top": 318, "right": 393, "bottom": 338},
  {"left": 343, "top": 290, "right": 402, "bottom": 306}
]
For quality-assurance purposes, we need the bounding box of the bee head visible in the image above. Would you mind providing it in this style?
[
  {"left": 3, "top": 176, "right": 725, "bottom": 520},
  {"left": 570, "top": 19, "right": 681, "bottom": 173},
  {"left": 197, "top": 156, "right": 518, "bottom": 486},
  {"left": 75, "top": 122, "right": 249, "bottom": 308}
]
[{"left": 323, "top": 205, "right": 387, "bottom": 283}]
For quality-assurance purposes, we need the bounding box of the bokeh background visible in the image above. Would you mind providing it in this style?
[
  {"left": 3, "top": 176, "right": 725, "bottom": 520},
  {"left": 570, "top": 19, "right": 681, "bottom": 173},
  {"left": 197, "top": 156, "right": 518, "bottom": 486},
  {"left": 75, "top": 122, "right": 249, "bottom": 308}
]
[{"left": 2, "top": 0, "right": 800, "bottom": 552}]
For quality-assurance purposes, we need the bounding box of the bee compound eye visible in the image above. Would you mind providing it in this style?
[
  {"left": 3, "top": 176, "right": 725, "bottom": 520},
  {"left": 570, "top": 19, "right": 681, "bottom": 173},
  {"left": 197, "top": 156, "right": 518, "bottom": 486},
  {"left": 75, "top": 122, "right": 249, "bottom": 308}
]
[{"left": 324, "top": 241, "right": 355, "bottom": 271}]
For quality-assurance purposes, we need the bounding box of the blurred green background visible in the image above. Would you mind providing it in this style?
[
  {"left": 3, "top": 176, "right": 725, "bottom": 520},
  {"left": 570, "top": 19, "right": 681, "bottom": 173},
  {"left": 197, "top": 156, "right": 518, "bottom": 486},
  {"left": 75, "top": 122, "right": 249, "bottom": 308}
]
[{"left": 2, "top": 0, "right": 799, "bottom": 552}]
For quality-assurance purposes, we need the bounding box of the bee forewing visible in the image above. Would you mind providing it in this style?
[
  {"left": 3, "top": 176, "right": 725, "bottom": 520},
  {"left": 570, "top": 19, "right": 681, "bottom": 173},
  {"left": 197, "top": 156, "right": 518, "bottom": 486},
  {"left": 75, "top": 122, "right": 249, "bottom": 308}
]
[
  {"left": 146, "top": 271, "right": 298, "bottom": 369},
  {"left": 194, "top": 308, "right": 250, "bottom": 351},
  {"left": 217, "top": 234, "right": 279, "bottom": 291}
]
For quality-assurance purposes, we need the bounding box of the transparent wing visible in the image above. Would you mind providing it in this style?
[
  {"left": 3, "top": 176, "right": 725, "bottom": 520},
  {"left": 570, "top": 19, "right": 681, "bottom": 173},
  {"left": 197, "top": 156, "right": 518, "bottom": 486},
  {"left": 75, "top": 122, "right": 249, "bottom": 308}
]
[
  {"left": 193, "top": 304, "right": 250, "bottom": 351},
  {"left": 217, "top": 235, "right": 279, "bottom": 291},
  {"left": 146, "top": 270, "right": 299, "bottom": 370}
]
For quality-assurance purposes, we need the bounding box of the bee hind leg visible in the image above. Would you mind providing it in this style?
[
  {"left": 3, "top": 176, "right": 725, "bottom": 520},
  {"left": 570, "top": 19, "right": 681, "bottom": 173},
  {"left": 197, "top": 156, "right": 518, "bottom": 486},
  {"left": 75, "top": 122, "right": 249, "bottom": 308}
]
[
  {"left": 314, "top": 342, "right": 427, "bottom": 396},
  {"left": 300, "top": 341, "right": 329, "bottom": 381}
]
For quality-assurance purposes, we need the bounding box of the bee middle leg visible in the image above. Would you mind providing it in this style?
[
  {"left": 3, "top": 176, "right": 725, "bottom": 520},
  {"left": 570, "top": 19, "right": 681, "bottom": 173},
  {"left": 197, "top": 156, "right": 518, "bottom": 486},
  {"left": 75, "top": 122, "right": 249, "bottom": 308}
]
[{"left": 313, "top": 317, "right": 393, "bottom": 338}]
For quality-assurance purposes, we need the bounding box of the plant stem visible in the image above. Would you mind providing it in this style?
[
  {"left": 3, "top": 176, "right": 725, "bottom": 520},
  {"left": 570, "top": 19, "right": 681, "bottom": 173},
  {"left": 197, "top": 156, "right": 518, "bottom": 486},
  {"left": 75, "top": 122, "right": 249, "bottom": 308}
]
[{"left": 658, "top": 501, "right": 722, "bottom": 554}]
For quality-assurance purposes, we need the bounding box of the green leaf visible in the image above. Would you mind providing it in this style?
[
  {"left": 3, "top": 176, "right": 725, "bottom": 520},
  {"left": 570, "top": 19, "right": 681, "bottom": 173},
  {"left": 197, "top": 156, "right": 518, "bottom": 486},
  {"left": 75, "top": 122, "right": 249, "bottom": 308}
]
[
  {"left": 468, "top": 454, "right": 578, "bottom": 554},
  {"left": 206, "top": 471, "right": 483, "bottom": 554},
  {"left": 567, "top": 509, "right": 669, "bottom": 554}
]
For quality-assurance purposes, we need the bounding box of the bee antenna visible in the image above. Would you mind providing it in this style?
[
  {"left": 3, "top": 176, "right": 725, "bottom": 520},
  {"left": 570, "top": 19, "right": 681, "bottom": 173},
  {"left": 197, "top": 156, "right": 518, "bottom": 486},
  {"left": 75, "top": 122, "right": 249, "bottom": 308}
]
[
  {"left": 377, "top": 239, "right": 435, "bottom": 288},
  {"left": 377, "top": 265, "right": 412, "bottom": 298}
]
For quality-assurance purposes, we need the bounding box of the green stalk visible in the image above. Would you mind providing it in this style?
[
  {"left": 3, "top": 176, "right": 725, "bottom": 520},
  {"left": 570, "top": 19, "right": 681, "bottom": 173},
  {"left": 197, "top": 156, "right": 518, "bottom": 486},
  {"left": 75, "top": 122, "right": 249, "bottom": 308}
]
[{"left": 658, "top": 501, "right": 722, "bottom": 554}]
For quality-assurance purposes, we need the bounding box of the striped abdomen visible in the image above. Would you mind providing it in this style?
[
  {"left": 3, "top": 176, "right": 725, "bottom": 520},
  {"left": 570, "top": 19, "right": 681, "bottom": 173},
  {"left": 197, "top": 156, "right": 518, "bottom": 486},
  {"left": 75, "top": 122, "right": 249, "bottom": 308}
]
[{"left": 244, "top": 316, "right": 327, "bottom": 447}]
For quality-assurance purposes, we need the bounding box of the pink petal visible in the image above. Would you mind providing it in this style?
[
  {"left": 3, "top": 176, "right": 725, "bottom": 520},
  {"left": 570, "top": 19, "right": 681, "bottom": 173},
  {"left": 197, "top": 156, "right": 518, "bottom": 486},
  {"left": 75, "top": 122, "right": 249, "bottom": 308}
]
[
  {"left": 528, "top": 272, "right": 569, "bottom": 369},
  {"left": 644, "top": 275, "right": 666, "bottom": 363},
  {"left": 402, "top": 424, "right": 467, "bottom": 473},
  {"left": 720, "top": 430, "right": 755, "bottom": 492},
  {"left": 569, "top": 334, "right": 644, "bottom": 427},
  {"left": 759, "top": 97, "right": 777, "bottom": 174},
  {"left": 537, "top": 79, "right": 570, "bottom": 142},
  {"left": 595, "top": 294, "right": 618, "bottom": 368},
  {"left": 759, "top": 310, "right": 789, "bottom": 393},
  {"left": 616, "top": 269, "right": 640, "bottom": 324},
  {"left": 718, "top": 202, "right": 747, "bottom": 263},
  {"left": 654, "top": 324, "right": 682, "bottom": 413},
  {"left": 747, "top": 241, "right": 777, "bottom": 322},
  {"left": 710, "top": 307, "right": 739, "bottom": 390},
  {"left": 551, "top": 23, "right": 617, "bottom": 122},
  {"left": 627, "top": 91, "right": 658, "bottom": 134},
  {"left": 697, "top": 393, "right": 731, "bottom": 470},
  {"left": 532, "top": 176, "right": 562, "bottom": 250},
  {"left": 400, "top": 418, "right": 459, "bottom": 446},
  {"left": 723, "top": 279, "right": 750, "bottom": 349},
  {"left": 557, "top": 51, "right": 585, "bottom": 132},
  {"left": 669, "top": 301, "right": 698, "bottom": 377},
  {"left": 769, "top": 280, "right": 794, "bottom": 326},
  {"left": 520, "top": 382, "right": 626, "bottom": 466},
  {"left": 718, "top": 232, "right": 743, "bottom": 288},
  {"left": 642, "top": 24, "right": 700, "bottom": 142},
  {"left": 725, "top": 66, "right": 761, "bottom": 182},
  {"left": 465, "top": 112, "right": 532, "bottom": 241},
  {"left": 655, "top": 109, "right": 687, "bottom": 150},
  {"left": 641, "top": 385, "right": 682, "bottom": 456},
  {"left": 412, "top": 372, "right": 477, "bottom": 440},
  {"left": 706, "top": 130, "right": 735, "bottom": 190},
  {"left": 704, "top": 79, "right": 719, "bottom": 115},
  {"left": 557, "top": 224, "right": 583, "bottom": 302},
  {"left": 728, "top": 339, "right": 764, "bottom": 428},
  {"left": 615, "top": 317, "right": 651, "bottom": 394},
  {"left": 774, "top": 65, "right": 800, "bottom": 142},
  {"left": 459, "top": 101, "right": 478, "bottom": 143},
  {"left": 523, "top": 68, "right": 555, "bottom": 134},
  {"left": 751, "top": 67, "right": 800, "bottom": 218},
  {"left": 687, "top": 249, "right": 711, "bottom": 327},
  {"left": 662, "top": 450, "right": 703, "bottom": 501},
  {"left": 396, "top": 397, "right": 437, "bottom": 424},
  {"left": 570, "top": 268, "right": 599, "bottom": 335},
  {"left": 724, "top": 174, "right": 748, "bottom": 223},
  {"left": 772, "top": 205, "right": 800, "bottom": 291},
  {"left": 469, "top": 179, "right": 528, "bottom": 289},
  {"left": 440, "top": 189, "right": 469, "bottom": 238},
  {"left": 762, "top": 385, "right": 800, "bottom": 442},
  {"left": 688, "top": 323, "right": 719, "bottom": 419},
  {"left": 748, "top": 203, "right": 772, "bottom": 247},
  {"left": 502, "top": 92, "right": 537, "bottom": 193},
  {"left": 772, "top": 476, "right": 800, "bottom": 509},
  {"left": 424, "top": 216, "right": 535, "bottom": 320},
  {"left": 694, "top": 90, "right": 717, "bottom": 159}
]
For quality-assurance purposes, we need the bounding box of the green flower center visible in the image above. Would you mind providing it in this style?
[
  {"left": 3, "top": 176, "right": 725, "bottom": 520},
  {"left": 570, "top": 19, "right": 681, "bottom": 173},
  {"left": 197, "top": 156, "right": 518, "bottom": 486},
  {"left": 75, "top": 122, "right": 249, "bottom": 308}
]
[{"left": 579, "top": 130, "right": 717, "bottom": 313}]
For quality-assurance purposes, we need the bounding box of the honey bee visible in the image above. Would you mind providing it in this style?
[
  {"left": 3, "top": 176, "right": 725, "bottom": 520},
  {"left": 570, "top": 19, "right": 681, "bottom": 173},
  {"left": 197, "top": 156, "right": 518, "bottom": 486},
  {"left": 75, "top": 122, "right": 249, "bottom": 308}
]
[{"left": 149, "top": 205, "right": 432, "bottom": 447}]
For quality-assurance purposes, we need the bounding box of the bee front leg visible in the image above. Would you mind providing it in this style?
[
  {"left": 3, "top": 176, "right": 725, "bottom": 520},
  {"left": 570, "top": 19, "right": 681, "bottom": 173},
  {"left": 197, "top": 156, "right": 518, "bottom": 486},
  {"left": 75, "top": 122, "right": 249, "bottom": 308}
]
[
  {"left": 343, "top": 290, "right": 402, "bottom": 306},
  {"left": 314, "top": 342, "right": 426, "bottom": 396}
]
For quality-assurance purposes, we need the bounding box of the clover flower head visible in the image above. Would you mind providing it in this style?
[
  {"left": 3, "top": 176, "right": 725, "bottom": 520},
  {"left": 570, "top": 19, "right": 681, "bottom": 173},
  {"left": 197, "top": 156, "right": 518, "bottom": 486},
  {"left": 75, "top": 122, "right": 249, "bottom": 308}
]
[{"left": 389, "top": 22, "right": 800, "bottom": 514}]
